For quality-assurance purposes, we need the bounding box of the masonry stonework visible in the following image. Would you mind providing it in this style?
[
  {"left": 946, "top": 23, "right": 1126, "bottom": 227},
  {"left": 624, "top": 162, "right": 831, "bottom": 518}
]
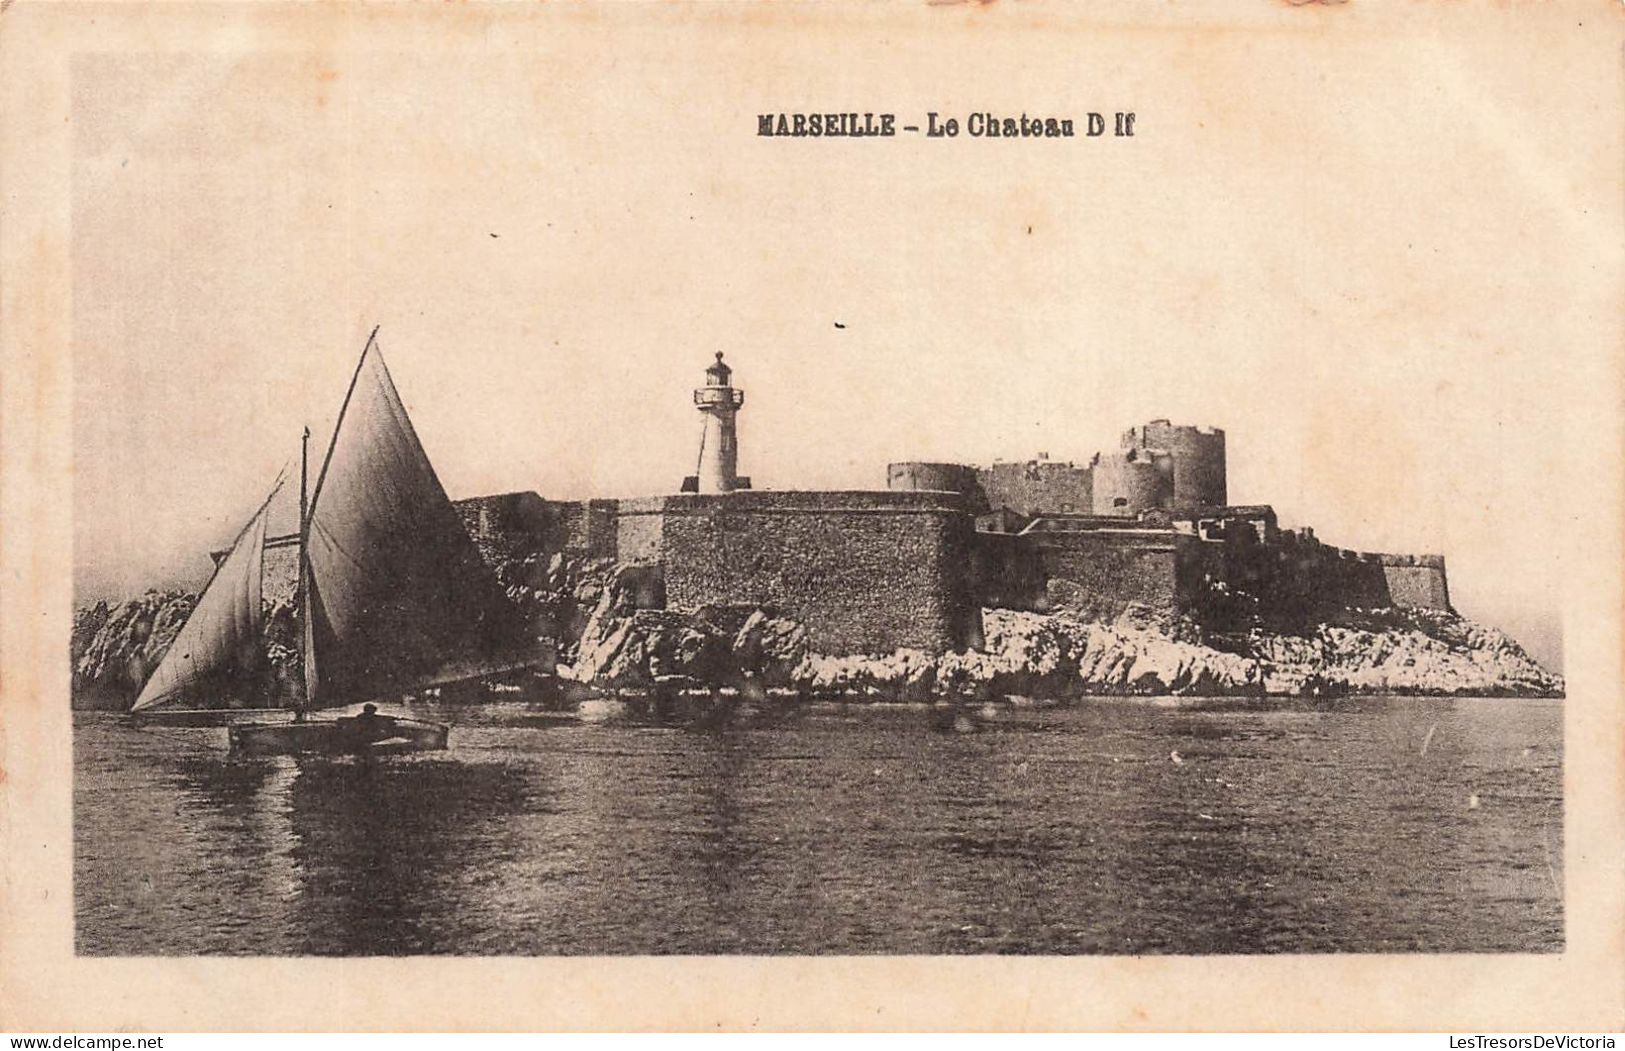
[
  {"left": 618, "top": 491, "right": 981, "bottom": 655},
  {"left": 1380, "top": 557, "right": 1451, "bottom": 610},
  {"left": 887, "top": 462, "right": 991, "bottom": 514},
  {"left": 455, "top": 492, "right": 619, "bottom": 564},
  {"left": 430, "top": 395, "right": 1451, "bottom": 656},
  {"left": 264, "top": 541, "right": 299, "bottom": 607},
  {"left": 1090, "top": 449, "right": 1171, "bottom": 517},
  {"left": 1124, "top": 420, "right": 1227, "bottom": 510},
  {"left": 1033, "top": 531, "right": 1180, "bottom": 622},
  {"left": 975, "top": 458, "right": 1094, "bottom": 515}
]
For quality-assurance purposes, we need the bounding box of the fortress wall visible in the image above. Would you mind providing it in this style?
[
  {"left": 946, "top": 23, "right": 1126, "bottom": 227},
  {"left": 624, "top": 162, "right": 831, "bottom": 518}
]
[
  {"left": 1182, "top": 529, "right": 1358, "bottom": 627},
  {"left": 1174, "top": 535, "right": 1226, "bottom": 611},
  {"left": 1381, "top": 563, "right": 1451, "bottom": 610},
  {"left": 1170, "top": 514, "right": 1452, "bottom": 621},
  {"left": 1090, "top": 452, "right": 1171, "bottom": 517},
  {"left": 969, "top": 531, "right": 1048, "bottom": 611},
  {"left": 1261, "top": 534, "right": 1392, "bottom": 621},
  {"left": 976, "top": 460, "right": 1093, "bottom": 515},
  {"left": 1124, "top": 421, "right": 1227, "bottom": 509},
  {"left": 887, "top": 462, "right": 991, "bottom": 514},
  {"left": 614, "top": 497, "right": 667, "bottom": 565},
  {"left": 455, "top": 492, "right": 553, "bottom": 566},
  {"left": 1371, "top": 553, "right": 1450, "bottom": 610},
  {"left": 1032, "top": 530, "right": 1180, "bottom": 622},
  {"left": 453, "top": 492, "right": 621, "bottom": 566},
  {"left": 1257, "top": 533, "right": 1329, "bottom": 623},
  {"left": 264, "top": 542, "right": 299, "bottom": 607},
  {"left": 573, "top": 499, "right": 621, "bottom": 558},
  {"left": 1212, "top": 514, "right": 1270, "bottom": 591},
  {"left": 1332, "top": 550, "right": 1394, "bottom": 609},
  {"left": 644, "top": 491, "right": 981, "bottom": 655},
  {"left": 1301, "top": 544, "right": 1450, "bottom": 612}
]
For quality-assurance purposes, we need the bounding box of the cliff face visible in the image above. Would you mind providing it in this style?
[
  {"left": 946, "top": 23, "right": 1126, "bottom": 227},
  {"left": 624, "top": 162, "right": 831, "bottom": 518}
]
[
  {"left": 72, "top": 591, "right": 195, "bottom": 709},
  {"left": 73, "top": 555, "right": 1562, "bottom": 708},
  {"left": 765, "top": 608, "right": 1557, "bottom": 700},
  {"left": 71, "top": 549, "right": 619, "bottom": 709},
  {"left": 963, "top": 607, "right": 1561, "bottom": 698},
  {"left": 546, "top": 558, "right": 1561, "bottom": 699},
  {"left": 1244, "top": 608, "right": 1562, "bottom": 697},
  {"left": 71, "top": 591, "right": 301, "bottom": 710}
]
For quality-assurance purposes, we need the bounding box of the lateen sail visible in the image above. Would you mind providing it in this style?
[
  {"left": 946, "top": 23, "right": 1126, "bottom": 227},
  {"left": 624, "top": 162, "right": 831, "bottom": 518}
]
[
  {"left": 303, "top": 338, "right": 523, "bottom": 708},
  {"left": 131, "top": 481, "right": 281, "bottom": 712}
]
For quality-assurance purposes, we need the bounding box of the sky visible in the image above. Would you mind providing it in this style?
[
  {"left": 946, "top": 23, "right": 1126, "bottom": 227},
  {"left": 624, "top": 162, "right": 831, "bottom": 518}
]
[{"left": 69, "top": 7, "right": 1617, "bottom": 672}]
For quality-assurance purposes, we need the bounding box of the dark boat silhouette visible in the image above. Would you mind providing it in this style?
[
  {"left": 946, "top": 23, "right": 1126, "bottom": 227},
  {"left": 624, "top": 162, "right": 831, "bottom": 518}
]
[{"left": 129, "top": 328, "right": 537, "bottom": 754}]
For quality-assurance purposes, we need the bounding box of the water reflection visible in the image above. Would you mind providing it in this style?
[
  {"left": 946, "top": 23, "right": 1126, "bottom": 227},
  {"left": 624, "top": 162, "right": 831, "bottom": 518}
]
[
  {"left": 159, "top": 750, "right": 533, "bottom": 954},
  {"left": 289, "top": 758, "right": 533, "bottom": 954},
  {"left": 75, "top": 698, "right": 1564, "bottom": 956}
]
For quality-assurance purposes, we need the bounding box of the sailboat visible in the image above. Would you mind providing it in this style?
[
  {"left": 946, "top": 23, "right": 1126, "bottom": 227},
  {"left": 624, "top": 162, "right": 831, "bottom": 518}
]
[
  {"left": 125, "top": 473, "right": 296, "bottom": 727},
  {"left": 131, "top": 327, "right": 534, "bottom": 753}
]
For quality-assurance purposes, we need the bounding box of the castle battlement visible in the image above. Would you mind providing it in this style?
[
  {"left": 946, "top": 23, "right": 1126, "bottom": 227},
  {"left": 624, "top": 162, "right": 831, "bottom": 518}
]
[
  {"left": 367, "top": 360, "right": 1455, "bottom": 655},
  {"left": 226, "top": 351, "right": 1452, "bottom": 660}
]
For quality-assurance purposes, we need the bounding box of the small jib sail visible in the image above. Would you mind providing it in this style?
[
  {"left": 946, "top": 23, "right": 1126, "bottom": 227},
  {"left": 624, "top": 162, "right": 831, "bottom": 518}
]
[
  {"left": 130, "top": 475, "right": 286, "bottom": 712},
  {"left": 301, "top": 333, "right": 525, "bottom": 710}
]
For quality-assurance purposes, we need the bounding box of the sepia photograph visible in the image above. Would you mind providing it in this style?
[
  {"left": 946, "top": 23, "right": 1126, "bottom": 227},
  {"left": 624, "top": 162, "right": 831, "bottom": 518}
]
[{"left": 4, "top": 0, "right": 1622, "bottom": 1033}]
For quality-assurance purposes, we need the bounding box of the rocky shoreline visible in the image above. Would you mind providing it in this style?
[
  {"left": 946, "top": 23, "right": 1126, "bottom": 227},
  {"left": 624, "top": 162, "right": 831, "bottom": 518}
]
[{"left": 74, "top": 555, "right": 1562, "bottom": 709}]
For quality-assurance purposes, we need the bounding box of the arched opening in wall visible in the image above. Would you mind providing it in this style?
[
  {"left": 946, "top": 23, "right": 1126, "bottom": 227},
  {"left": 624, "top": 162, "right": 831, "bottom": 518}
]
[{"left": 1113, "top": 497, "right": 1128, "bottom": 508}]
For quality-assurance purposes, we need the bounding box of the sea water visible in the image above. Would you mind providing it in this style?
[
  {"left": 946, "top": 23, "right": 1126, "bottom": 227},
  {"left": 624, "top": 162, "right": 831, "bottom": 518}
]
[{"left": 73, "top": 695, "right": 1562, "bottom": 955}]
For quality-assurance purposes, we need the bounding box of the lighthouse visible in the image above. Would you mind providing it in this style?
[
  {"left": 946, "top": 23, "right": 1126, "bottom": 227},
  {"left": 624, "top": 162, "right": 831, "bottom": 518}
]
[{"left": 690, "top": 352, "right": 747, "bottom": 494}]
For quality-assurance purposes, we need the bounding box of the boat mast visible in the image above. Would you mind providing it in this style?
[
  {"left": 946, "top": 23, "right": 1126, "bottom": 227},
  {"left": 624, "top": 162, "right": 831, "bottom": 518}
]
[
  {"left": 295, "top": 425, "right": 311, "bottom": 720},
  {"left": 299, "top": 325, "right": 381, "bottom": 715}
]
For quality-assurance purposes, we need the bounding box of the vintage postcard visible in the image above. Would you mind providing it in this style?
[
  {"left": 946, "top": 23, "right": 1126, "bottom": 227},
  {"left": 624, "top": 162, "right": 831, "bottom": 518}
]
[{"left": 1, "top": 0, "right": 1621, "bottom": 1032}]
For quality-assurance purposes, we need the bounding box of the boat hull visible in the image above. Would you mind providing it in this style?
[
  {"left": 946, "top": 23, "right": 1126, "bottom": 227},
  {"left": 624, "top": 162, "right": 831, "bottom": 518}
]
[
  {"left": 228, "top": 716, "right": 449, "bottom": 756},
  {"left": 128, "top": 708, "right": 294, "bottom": 728}
]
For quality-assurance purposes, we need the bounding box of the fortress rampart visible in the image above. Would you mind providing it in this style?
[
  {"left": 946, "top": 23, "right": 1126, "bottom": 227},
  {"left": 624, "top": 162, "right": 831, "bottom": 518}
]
[
  {"left": 1089, "top": 449, "right": 1172, "bottom": 517},
  {"left": 277, "top": 360, "right": 1452, "bottom": 659},
  {"left": 886, "top": 462, "right": 991, "bottom": 514},
  {"left": 1123, "top": 420, "right": 1226, "bottom": 509},
  {"left": 454, "top": 491, "right": 620, "bottom": 564},
  {"left": 971, "top": 457, "right": 1092, "bottom": 516},
  {"left": 963, "top": 420, "right": 1227, "bottom": 523},
  {"left": 1030, "top": 529, "right": 1181, "bottom": 623},
  {"left": 1377, "top": 558, "right": 1450, "bottom": 610},
  {"left": 430, "top": 405, "right": 1454, "bottom": 656},
  {"left": 1167, "top": 508, "right": 1451, "bottom": 624},
  {"left": 614, "top": 490, "right": 981, "bottom": 655},
  {"left": 226, "top": 380, "right": 1452, "bottom": 663},
  {"left": 436, "top": 476, "right": 1448, "bottom": 661}
]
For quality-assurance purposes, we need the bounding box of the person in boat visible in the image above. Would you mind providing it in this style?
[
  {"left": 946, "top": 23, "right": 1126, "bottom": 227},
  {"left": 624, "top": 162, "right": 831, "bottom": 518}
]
[{"left": 349, "top": 702, "right": 397, "bottom": 743}]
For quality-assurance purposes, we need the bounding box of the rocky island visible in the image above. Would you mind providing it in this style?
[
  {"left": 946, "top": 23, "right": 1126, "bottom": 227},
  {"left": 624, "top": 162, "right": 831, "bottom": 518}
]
[
  {"left": 73, "top": 552, "right": 1560, "bottom": 711},
  {"left": 73, "top": 353, "right": 1562, "bottom": 710}
]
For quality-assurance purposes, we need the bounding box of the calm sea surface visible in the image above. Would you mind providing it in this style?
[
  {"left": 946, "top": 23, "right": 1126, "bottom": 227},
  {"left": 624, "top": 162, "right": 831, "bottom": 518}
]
[{"left": 74, "top": 696, "right": 1562, "bottom": 955}]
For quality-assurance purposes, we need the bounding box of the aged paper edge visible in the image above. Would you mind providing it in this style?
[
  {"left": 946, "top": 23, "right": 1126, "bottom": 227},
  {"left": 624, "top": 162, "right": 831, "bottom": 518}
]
[{"left": 2, "top": 0, "right": 1622, "bottom": 1033}]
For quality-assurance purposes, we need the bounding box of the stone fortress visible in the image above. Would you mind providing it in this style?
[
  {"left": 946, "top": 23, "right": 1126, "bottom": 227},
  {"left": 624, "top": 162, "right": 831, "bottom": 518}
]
[{"left": 442, "top": 354, "right": 1452, "bottom": 658}]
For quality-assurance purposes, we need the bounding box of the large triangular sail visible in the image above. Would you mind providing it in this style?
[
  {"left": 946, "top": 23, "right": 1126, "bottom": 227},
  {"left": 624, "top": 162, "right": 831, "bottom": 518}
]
[
  {"left": 302, "top": 335, "right": 524, "bottom": 709},
  {"left": 131, "top": 479, "right": 282, "bottom": 712}
]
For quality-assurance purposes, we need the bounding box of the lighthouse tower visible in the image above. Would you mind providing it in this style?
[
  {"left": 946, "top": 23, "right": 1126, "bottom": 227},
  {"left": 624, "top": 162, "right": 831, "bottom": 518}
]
[{"left": 691, "top": 352, "right": 747, "bottom": 494}]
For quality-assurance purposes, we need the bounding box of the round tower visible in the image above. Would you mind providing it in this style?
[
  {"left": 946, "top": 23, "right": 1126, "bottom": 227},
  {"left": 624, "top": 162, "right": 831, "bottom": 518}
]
[
  {"left": 693, "top": 352, "right": 745, "bottom": 494},
  {"left": 1122, "top": 420, "right": 1226, "bottom": 509},
  {"left": 1090, "top": 448, "right": 1172, "bottom": 517},
  {"left": 886, "top": 462, "right": 990, "bottom": 514}
]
